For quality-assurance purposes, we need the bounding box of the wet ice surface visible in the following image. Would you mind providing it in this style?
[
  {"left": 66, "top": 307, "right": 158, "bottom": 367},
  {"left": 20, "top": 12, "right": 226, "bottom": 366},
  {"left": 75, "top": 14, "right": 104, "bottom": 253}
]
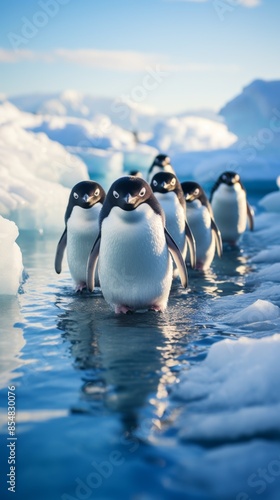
[{"left": 1, "top": 191, "right": 280, "bottom": 500}]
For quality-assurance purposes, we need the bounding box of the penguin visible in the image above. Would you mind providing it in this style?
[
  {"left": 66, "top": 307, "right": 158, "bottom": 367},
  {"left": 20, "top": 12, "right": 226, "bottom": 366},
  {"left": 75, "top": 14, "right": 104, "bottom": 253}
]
[
  {"left": 55, "top": 180, "right": 106, "bottom": 291},
  {"left": 210, "top": 171, "right": 254, "bottom": 245},
  {"left": 181, "top": 181, "right": 222, "bottom": 270},
  {"left": 128, "top": 170, "right": 143, "bottom": 178},
  {"left": 151, "top": 172, "right": 196, "bottom": 269},
  {"left": 87, "top": 176, "right": 188, "bottom": 314},
  {"left": 147, "top": 154, "right": 175, "bottom": 184}
]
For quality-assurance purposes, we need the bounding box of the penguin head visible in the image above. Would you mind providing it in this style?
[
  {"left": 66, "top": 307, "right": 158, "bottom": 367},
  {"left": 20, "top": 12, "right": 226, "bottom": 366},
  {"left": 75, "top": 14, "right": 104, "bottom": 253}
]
[
  {"left": 148, "top": 154, "right": 174, "bottom": 176},
  {"left": 69, "top": 181, "right": 106, "bottom": 209},
  {"left": 152, "top": 154, "right": 171, "bottom": 168},
  {"left": 128, "top": 170, "right": 143, "bottom": 179},
  {"left": 106, "top": 176, "right": 155, "bottom": 212},
  {"left": 181, "top": 181, "right": 204, "bottom": 203},
  {"left": 151, "top": 172, "right": 180, "bottom": 195},
  {"left": 218, "top": 171, "right": 241, "bottom": 187}
]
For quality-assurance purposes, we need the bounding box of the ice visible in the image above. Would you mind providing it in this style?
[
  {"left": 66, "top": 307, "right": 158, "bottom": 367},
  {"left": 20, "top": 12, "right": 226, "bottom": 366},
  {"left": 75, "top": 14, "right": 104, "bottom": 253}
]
[
  {"left": 172, "top": 79, "right": 280, "bottom": 186},
  {"left": 122, "top": 143, "right": 158, "bottom": 172},
  {"left": 148, "top": 115, "right": 236, "bottom": 154},
  {"left": 225, "top": 299, "right": 279, "bottom": 324},
  {"left": 248, "top": 263, "right": 280, "bottom": 284},
  {"left": 176, "top": 334, "right": 280, "bottom": 442},
  {"left": 0, "top": 216, "right": 23, "bottom": 295},
  {"left": 220, "top": 79, "right": 280, "bottom": 142},
  {"left": 251, "top": 246, "right": 280, "bottom": 264},
  {"left": 27, "top": 114, "right": 134, "bottom": 150},
  {"left": 66, "top": 146, "right": 123, "bottom": 179},
  {"left": 0, "top": 100, "right": 91, "bottom": 232},
  {"left": 10, "top": 90, "right": 161, "bottom": 132},
  {"left": 259, "top": 189, "right": 280, "bottom": 212}
]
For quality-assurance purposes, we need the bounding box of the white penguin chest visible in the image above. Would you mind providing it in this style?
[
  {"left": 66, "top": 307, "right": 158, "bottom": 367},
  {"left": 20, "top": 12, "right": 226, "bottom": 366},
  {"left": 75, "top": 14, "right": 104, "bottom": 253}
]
[
  {"left": 67, "top": 205, "right": 101, "bottom": 280},
  {"left": 212, "top": 184, "right": 247, "bottom": 239},
  {"left": 98, "top": 204, "right": 172, "bottom": 306},
  {"left": 155, "top": 192, "right": 186, "bottom": 252},
  {"left": 187, "top": 201, "right": 213, "bottom": 256}
]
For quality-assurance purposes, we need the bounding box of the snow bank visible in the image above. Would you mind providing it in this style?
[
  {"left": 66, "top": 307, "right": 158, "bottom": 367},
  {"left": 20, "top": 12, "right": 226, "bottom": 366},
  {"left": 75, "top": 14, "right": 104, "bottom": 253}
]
[
  {"left": 220, "top": 79, "right": 280, "bottom": 142},
  {"left": 172, "top": 79, "right": 280, "bottom": 186},
  {"left": 66, "top": 146, "right": 123, "bottom": 179},
  {"left": 148, "top": 115, "right": 236, "bottom": 154},
  {"left": 226, "top": 299, "right": 279, "bottom": 325},
  {"left": 259, "top": 189, "right": 280, "bottom": 212},
  {"left": 251, "top": 246, "right": 280, "bottom": 264},
  {"left": 0, "top": 216, "right": 23, "bottom": 295},
  {"left": 176, "top": 334, "right": 280, "bottom": 443},
  {"left": 10, "top": 90, "right": 160, "bottom": 132},
  {"left": 0, "top": 100, "right": 91, "bottom": 232},
  {"left": 27, "top": 114, "right": 134, "bottom": 150}
]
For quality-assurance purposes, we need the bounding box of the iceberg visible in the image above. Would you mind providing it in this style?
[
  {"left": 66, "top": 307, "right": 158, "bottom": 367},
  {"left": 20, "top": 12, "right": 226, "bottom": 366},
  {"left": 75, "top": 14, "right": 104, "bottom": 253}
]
[{"left": 0, "top": 216, "right": 23, "bottom": 295}]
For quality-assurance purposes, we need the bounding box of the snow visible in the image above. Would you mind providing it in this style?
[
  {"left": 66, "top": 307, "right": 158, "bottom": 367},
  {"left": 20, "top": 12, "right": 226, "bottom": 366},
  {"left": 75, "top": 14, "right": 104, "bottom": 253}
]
[
  {"left": 226, "top": 299, "right": 279, "bottom": 324},
  {"left": 0, "top": 216, "right": 23, "bottom": 295},
  {"left": 147, "top": 115, "right": 236, "bottom": 154},
  {"left": 251, "top": 246, "right": 280, "bottom": 263},
  {"left": 220, "top": 79, "right": 280, "bottom": 142},
  {"left": 171, "top": 79, "right": 280, "bottom": 186},
  {"left": 259, "top": 189, "right": 280, "bottom": 212},
  {"left": 27, "top": 114, "right": 134, "bottom": 150},
  {"left": 176, "top": 334, "right": 280, "bottom": 443},
  {"left": 9, "top": 90, "right": 161, "bottom": 132},
  {"left": 0, "top": 100, "right": 90, "bottom": 232}
]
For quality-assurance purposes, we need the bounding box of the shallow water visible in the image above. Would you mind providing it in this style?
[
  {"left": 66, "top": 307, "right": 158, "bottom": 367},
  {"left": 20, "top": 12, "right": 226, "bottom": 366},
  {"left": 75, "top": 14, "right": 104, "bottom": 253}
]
[{"left": 0, "top": 191, "right": 277, "bottom": 500}]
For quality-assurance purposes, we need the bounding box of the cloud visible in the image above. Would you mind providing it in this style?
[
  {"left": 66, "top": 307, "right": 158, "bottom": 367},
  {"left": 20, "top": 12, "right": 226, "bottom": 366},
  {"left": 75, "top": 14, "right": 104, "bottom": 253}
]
[
  {"left": 165, "top": 0, "right": 261, "bottom": 6},
  {"left": 54, "top": 48, "right": 159, "bottom": 72},
  {"left": 167, "top": 62, "right": 240, "bottom": 73},
  {"left": 0, "top": 48, "right": 51, "bottom": 63},
  {"left": 0, "top": 47, "right": 240, "bottom": 74},
  {"left": 0, "top": 47, "right": 160, "bottom": 71}
]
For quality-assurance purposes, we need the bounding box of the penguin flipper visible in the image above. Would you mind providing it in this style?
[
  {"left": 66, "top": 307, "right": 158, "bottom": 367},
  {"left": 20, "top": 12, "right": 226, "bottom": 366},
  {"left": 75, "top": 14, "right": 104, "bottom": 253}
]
[
  {"left": 86, "top": 233, "right": 101, "bottom": 292},
  {"left": 247, "top": 202, "right": 254, "bottom": 231},
  {"left": 185, "top": 222, "right": 196, "bottom": 269},
  {"left": 55, "top": 228, "right": 67, "bottom": 274},
  {"left": 165, "top": 228, "right": 188, "bottom": 288},
  {"left": 211, "top": 219, "right": 223, "bottom": 258}
]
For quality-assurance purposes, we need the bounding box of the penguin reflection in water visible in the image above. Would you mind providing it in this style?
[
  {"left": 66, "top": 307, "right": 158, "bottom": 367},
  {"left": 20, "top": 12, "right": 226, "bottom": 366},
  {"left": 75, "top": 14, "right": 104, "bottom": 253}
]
[
  {"left": 87, "top": 176, "right": 188, "bottom": 314},
  {"left": 55, "top": 181, "right": 106, "bottom": 291},
  {"left": 151, "top": 172, "right": 196, "bottom": 269},
  {"left": 210, "top": 171, "right": 254, "bottom": 245},
  {"left": 181, "top": 181, "right": 222, "bottom": 271}
]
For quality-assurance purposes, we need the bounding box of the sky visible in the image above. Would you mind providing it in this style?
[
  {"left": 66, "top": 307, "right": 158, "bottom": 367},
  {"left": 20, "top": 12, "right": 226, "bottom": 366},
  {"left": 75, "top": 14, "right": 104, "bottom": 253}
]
[{"left": 0, "top": 0, "right": 279, "bottom": 114}]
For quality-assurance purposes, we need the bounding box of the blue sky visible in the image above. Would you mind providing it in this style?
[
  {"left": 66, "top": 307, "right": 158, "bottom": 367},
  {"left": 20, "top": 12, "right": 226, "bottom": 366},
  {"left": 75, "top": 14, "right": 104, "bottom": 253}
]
[{"left": 0, "top": 0, "right": 279, "bottom": 113}]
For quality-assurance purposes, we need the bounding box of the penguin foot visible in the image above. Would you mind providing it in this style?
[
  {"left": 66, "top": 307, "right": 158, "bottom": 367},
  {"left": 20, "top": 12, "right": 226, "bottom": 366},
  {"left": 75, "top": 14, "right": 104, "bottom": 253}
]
[
  {"left": 149, "top": 305, "right": 163, "bottom": 313},
  {"left": 195, "top": 261, "right": 207, "bottom": 271},
  {"left": 75, "top": 283, "right": 87, "bottom": 293},
  {"left": 114, "top": 305, "right": 134, "bottom": 315}
]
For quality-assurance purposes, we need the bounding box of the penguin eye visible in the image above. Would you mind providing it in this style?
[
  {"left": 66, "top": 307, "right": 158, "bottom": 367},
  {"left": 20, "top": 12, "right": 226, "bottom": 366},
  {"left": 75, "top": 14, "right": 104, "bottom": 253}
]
[
  {"left": 139, "top": 187, "right": 146, "bottom": 197},
  {"left": 73, "top": 192, "right": 79, "bottom": 200},
  {"left": 170, "top": 178, "right": 176, "bottom": 186},
  {"left": 113, "top": 190, "right": 119, "bottom": 199},
  {"left": 194, "top": 188, "right": 200, "bottom": 196},
  {"left": 94, "top": 188, "right": 100, "bottom": 197},
  {"left": 152, "top": 180, "right": 158, "bottom": 187},
  {"left": 222, "top": 174, "right": 227, "bottom": 181}
]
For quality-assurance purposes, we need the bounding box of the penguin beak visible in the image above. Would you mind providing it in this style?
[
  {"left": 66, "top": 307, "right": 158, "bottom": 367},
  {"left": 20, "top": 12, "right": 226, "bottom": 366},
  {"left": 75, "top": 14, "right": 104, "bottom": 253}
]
[
  {"left": 124, "top": 193, "right": 135, "bottom": 205},
  {"left": 83, "top": 194, "right": 92, "bottom": 203},
  {"left": 161, "top": 182, "right": 168, "bottom": 189},
  {"left": 185, "top": 193, "right": 191, "bottom": 201}
]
